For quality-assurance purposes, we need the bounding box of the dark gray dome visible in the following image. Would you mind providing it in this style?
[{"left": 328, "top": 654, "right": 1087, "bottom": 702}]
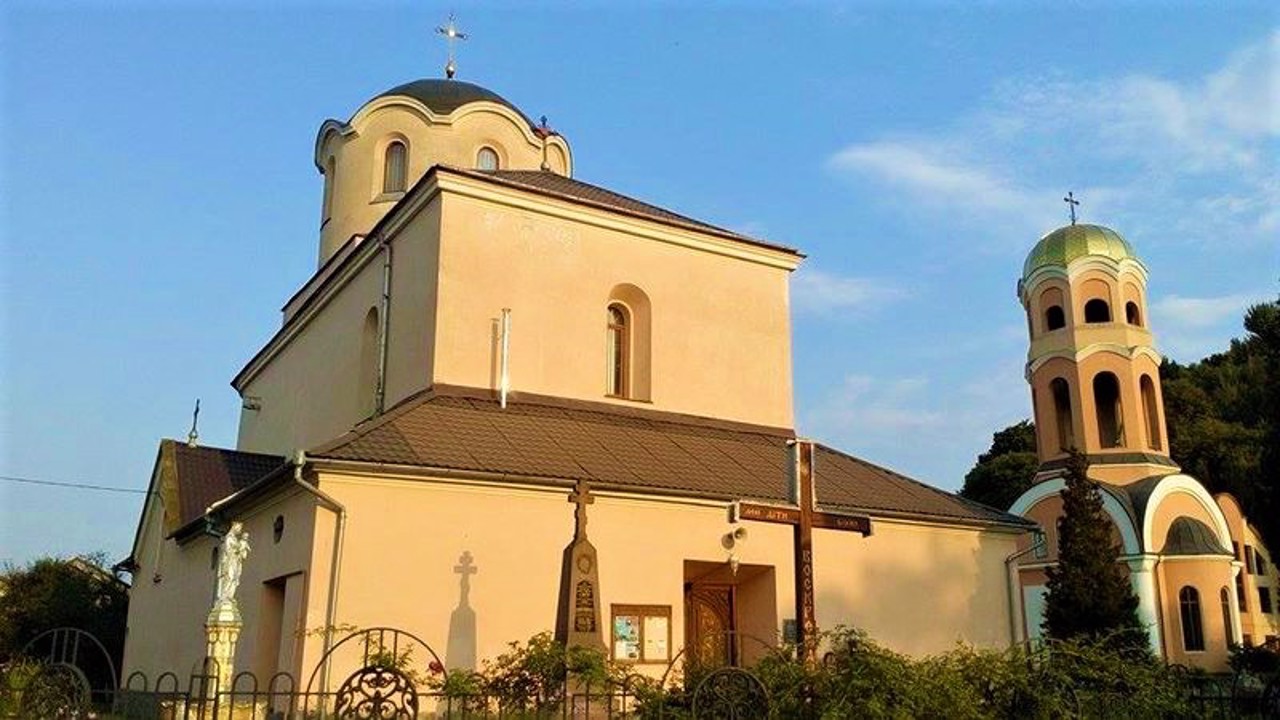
[
  {"left": 1161, "top": 516, "right": 1230, "bottom": 556},
  {"left": 372, "top": 79, "right": 535, "bottom": 128}
]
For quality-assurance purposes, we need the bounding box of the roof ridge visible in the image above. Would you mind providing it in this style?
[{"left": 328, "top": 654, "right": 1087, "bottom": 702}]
[
  {"left": 814, "top": 442, "right": 1029, "bottom": 524},
  {"left": 440, "top": 166, "right": 801, "bottom": 255}
]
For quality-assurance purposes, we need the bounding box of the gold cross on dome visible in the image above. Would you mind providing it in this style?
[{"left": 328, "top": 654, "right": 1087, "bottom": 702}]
[
  {"left": 436, "top": 14, "right": 467, "bottom": 79},
  {"left": 1063, "top": 191, "right": 1080, "bottom": 225}
]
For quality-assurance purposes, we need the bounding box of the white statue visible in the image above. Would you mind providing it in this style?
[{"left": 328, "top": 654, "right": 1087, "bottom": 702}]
[{"left": 214, "top": 522, "right": 250, "bottom": 608}]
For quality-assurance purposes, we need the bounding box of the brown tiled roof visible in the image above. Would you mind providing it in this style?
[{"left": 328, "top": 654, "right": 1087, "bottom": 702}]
[
  {"left": 166, "top": 440, "right": 285, "bottom": 529},
  {"left": 449, "top": 168, "right": 800, "bottom": 255},
  {"left": 311, "top": 386, "right": 1030, "bottom": 529}
]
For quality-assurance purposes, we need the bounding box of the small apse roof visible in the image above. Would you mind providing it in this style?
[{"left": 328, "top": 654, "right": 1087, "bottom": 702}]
[{"left": 1161, "top": 516, "right": 1232, "bottom": 556}]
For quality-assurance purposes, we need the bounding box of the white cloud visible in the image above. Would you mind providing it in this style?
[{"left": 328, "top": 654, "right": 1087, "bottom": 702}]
[
  {"left": 791, "top": 267, "right": 906, "bottom": 316},
  {"left": 806, "top": 374, "right": 942, "bottom": 436},
  {"left": 1151, "top": 293, "right": 1266, "bottom": 329},
  {"left": 828, "top": 30, "right": 1280, "bottom": 249}
]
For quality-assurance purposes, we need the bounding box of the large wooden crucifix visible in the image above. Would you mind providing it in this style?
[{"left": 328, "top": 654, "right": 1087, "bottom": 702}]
[{"left": 732, "top": 439, "right": 871, "bottom": 661}]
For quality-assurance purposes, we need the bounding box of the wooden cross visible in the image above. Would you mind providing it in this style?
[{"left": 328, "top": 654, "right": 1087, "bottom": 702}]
[
  {"left": 1063, "top": 191, "right": 1080, "bottom": 225},
  {"left": 454, "top": 551, "right": 477, "bottom": 602},
  {"left": 435, "top": 14, "right": 467, "bottom": 79},
  {"left": 568, "top": 480, "right": 594, "bottom": 539},
  {"left": 732, "top": 440, "right": 871, "bottom": 662}
]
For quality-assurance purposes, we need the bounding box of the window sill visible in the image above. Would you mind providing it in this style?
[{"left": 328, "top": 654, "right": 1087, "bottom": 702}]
[
  {"left": 605, "top": 394, "right": 652, "bottom": 404},
  {"left": 371, "top": 192, "right": 405, "bottom": 204}
]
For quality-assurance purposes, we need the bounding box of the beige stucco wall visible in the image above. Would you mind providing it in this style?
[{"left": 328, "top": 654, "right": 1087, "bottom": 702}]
[
  {"left": 1158, "top": 558, "right": 1235, "bottom": 671},
  {"left": 293, "top": 470, "right": 798, "bottom": 683},
  {"left": 236, "top": 201, "right": 441, "bottom": 456},
  {"left": 431, "top": 188, "right": 796, "bottom": 428},
  {"left": 244, "top": 469, "right": 1028, "bottom": 686},
  {"left": 121, "top": 488, "right": 320, "bottom": 683},
  {"left": 813, "top": 520, "right": 1020, "bottom": 655},
  {"left": 318, "top": 99, "right": 571, "bottom": 265}
]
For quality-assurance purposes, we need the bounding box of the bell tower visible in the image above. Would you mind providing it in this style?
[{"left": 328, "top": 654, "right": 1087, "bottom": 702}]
[{"left": 1018, "top": 222, "right": 1179, "bottom": 486}]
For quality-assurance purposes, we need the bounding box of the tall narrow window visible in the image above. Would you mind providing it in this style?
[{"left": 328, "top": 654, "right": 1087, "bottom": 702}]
[
  {"left": 1237, "top": 573, "right": 1248, "bottom": 612},
  {"left": 1084, "top": 299, "right": 1111, "bottom": 323},
  {"left": 1050, "top": 378, "right": 1074, "bottom": 452},
  {"left": 1180, "top": 586, "right": 1205, "bottom": 651},
  {"left": 383, "top": 140, "right": 408, "bottom": 194},
  {"left": 1141, "top": 375, "right": 1161, "bottom": 450},
  {"left": 322, "top": 157, "right": 336, "bottom": 223},
  {"left": 1126, "top": 301, "right": 1142, "bottom": 326},
  {"left": 1221, "top": 588, "right": 1233, "bottom": 647},
  {"left": 477, "top": 147, "right": 499, "bottom": 171},
  {"left": 1093, "top": 372, "right": 1124, "bottom": 448},
  {"left": 606, "top": 304, "right": 629, "bottom": 398}
]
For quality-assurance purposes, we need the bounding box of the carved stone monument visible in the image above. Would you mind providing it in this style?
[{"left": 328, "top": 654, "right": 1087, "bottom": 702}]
[
  {"left": 206, "top": 522, "right": 250, "bottom": 691},
  {"left": 555, "top": 481, "right": 605, "bottom": 651}
]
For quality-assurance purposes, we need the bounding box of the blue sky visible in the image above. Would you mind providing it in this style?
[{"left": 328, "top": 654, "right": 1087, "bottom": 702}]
[{"left": 1, "top": 2, "right": 1276, "bottom": 565}]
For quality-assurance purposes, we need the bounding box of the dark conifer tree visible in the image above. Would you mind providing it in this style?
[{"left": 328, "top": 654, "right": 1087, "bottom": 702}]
[{"left": 1043, "top": 451, "right": 1147, "bottom": 653}]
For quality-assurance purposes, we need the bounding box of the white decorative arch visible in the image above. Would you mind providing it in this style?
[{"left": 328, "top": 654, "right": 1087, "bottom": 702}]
[
  {"left": 1141, "top": 474, "right": 1233, "bottom": 552},
  {"left": 1008, "top": 478, "right": 1141, "bottom": 555}
]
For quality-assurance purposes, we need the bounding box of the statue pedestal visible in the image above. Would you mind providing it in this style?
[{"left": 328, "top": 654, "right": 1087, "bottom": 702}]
[{"left": 205, "top": 602, "right": 242, "bottom": 694}]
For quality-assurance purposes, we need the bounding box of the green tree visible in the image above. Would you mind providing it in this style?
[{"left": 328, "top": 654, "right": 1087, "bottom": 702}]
[
  {"left": 0, "top": 555, "right": 128, "bottom": 669},
  {"left": 960, "top": 420, "right": 1038, "bottom": 510},
  {"left": 1043, "top": 452, "right": 1146, "bottom": 652},
  {"left": 1159, "top": 295, "right": 1279, "bottom": 553}
]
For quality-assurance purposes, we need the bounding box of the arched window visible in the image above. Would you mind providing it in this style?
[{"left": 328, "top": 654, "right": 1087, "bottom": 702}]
[
  {"left": 1045, "top": 306, "right": 1066, "bottom": 331},
  {"left": 1126, "top": 301, "right": 1142, "bottom": 326},
  {"left": 322, "top": 157, "right": 336, "bottom": 223},
  {"left": 382, "top": 140, "right": 408, "bottom": 194},
  {"left": 1141, "top": 375, "right": 1161, "bottom": 450},
  {"left": 359, "top": 307, "right": 380, "bottom": 416},
  {"left": 1180, "top": 586, "right": 1205, "bottom": 651},
  {"left": 1093, "top": 372, "right": 1124, "bottom": 448},
  {"left": 1084, "top": 299, "right": 1111, "bottom": 323},
  {"left": 1050, "top": 378, "right": 1074, "bottom": 452},
  {"left": 1220, "top": 587, "right": 1234, "bottom": 647},
  {"left": 606, "top": 304, "right": 629, "bottom": 398},
  {"left": 477, "top": 147, "right": 500, "bottom": 171}
]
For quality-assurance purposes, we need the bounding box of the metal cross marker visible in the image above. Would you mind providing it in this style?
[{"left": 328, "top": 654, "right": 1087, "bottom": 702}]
[
  {"left": 536, "top": 115, "right": 553, "bottom": 171},
  {"left": 436, "top": 14, "right": 467, "bottom": 79},
  {"left": 187, "top": 399, "right": 201, "bottom": 447},
  {"left": 732, "top": 440, "right": 871, "bottom": 663},
  {"left": 568, "top": 480, "right": 595, "bottom": 539},
  {"left": 1063, "top": 191, "right": 1080, "bottom": 225}
]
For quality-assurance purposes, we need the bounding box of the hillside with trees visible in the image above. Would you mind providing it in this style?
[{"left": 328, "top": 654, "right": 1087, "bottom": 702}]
[{"left": 961, "top": 296, "right": 1279, "bottom": 552}]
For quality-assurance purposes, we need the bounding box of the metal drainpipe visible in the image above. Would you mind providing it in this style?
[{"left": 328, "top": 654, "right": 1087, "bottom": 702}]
[
  {"left": 374, "top": 237, "right": 392, "bottom": 414},
  {"left": 1005, "top": 533, "right": 1047, "bottom": 647},
  {"left": 291, "top": 450, "right": 347, "bottom": 697}
]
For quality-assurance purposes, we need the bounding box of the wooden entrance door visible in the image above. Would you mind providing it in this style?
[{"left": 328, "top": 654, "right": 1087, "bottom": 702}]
[{"left": 685, "top": 584, "right": 736, "bottom": 667}]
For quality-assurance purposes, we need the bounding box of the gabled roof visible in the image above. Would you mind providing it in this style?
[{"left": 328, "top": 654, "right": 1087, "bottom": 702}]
[
  {"left": 164, "top": 440, "right": 285, "bottom": 533},
  {"left": 311, "top": 385, "right": 1032, "bottom": 529},
  {"left": 452, "top": 168, "right": 799, "bottom": 254}
]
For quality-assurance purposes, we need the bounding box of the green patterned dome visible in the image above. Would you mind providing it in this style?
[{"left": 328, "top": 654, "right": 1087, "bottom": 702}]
[{"left": 1022, "top": 224, "right": 1140, "bottom": 280}]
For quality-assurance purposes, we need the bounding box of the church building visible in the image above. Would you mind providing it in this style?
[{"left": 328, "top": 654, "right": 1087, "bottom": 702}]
[
  {"left": 119, "top": 69, "right": 1037, "bottom": 686},
  {"left": 1007, "top": 222, "right": 1280, "bottom": 671}
]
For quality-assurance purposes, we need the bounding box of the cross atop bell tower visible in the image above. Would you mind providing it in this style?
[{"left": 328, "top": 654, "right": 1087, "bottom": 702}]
[{"left": 436, "top": 14, "right": 467, "bottom": 79}]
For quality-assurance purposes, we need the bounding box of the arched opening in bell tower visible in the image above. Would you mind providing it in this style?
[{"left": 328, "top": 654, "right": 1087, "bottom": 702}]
[
  {"left": 1141, "top": 375, "right": 1162, "bottom": 450},
  {"left": 1050, "top": 378, "right": 1074, "bottom": 452},
  {"left": 1093, "top": 372, "right": 1124, "bottom": 448},
  {"left": 1084, "top": 298, "right": 1112, "bottom": 323}
]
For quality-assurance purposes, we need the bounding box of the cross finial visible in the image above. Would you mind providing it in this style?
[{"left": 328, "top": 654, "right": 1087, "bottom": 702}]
[
  {"left": 536, "top": 115, "right": 553, "bottom": 171},
  {"left": 568, "top": 480, "right": 594, "bottom": 538},
  {"left": 436, "top": 14, "right": 467, "bottom": 79},
  {"left": 1063, "top": 191, "right": 1080, "bottom": 225},
  {"left": 187, "top": 398, "right": 201, "bottom": 447}
]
